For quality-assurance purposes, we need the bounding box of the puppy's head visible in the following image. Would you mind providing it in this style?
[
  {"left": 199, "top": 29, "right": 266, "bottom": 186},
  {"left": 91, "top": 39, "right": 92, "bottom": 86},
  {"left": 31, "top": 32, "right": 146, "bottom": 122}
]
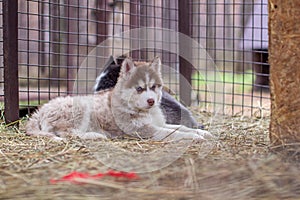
[{"left": 117, "top": 57, "right": 163, "bottom": 111}]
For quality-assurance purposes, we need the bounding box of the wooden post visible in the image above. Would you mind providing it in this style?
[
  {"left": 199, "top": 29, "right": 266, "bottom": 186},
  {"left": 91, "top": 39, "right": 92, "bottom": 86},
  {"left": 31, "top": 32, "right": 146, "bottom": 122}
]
[
  {"left": 50, "top": 0, "right": 60, "bottom": 86},
  {"left": 96, "top": 0, "right": 109, "bottom": 45},
  {"left": 130, "top": 0, "right": 140, "bottom": 60},
  {"left": 65, "top": 0, "right": 79, "bottom": 94},
  {"left": 3, "top": 0, "right": 19, "bottom": 125},
  {"left": 269, "top": 0, "right": 300, "bottom": 152},
  {"left": 178, "top": 0, "right": 192, "bottom": 106}
]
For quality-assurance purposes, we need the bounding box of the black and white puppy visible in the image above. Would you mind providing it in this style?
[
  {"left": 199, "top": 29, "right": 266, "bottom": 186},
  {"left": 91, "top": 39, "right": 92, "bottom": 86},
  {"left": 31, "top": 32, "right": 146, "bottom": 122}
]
[{"left": 94, "top": 55, "right": 204, "bottom": 129}]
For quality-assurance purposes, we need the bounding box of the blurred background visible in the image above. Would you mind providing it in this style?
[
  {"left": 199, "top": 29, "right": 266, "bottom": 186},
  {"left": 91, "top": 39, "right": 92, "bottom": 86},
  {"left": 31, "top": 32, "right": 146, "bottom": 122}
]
[{"left": 0, "top": 0, "right": 269, "bottom": 120}]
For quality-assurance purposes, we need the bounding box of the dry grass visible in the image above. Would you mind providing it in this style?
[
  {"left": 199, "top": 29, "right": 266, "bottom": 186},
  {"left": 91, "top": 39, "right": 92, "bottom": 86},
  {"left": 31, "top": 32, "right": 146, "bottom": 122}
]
[{"left": 0, "top": 112, "right": 299, "bottom": 200}]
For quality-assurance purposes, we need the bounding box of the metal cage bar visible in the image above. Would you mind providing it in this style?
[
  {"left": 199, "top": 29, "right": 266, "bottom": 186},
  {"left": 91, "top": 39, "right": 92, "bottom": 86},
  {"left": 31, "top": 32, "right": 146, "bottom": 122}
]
[
  {"left": 178, "top": 0, "right": 192, "bottom": 106},
  {"left": 3, "top": 0, "right": 19, "bottom": 124}
]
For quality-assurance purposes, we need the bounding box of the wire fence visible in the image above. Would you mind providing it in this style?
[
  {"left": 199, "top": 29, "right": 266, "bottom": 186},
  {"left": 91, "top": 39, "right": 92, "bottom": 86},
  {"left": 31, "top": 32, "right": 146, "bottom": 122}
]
[{"left": 0, "top": 0, "right": 270, "bottom": 123}]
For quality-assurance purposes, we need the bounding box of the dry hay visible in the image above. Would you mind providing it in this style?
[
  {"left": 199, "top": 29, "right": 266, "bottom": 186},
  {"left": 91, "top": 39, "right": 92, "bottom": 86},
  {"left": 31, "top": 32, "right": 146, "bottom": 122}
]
[{"left": 0, "top": 113, "right": 299, "bottom": 200}]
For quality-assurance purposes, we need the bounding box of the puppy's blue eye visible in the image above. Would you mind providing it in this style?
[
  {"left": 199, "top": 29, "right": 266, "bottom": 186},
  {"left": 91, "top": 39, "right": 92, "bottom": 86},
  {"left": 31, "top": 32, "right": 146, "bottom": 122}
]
[{"left": 136, "top": 86, "right": 143, "bottom": 93}]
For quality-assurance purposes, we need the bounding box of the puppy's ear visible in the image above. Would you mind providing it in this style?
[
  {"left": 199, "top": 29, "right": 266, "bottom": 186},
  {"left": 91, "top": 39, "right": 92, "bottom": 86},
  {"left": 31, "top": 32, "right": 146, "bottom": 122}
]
[
  {"left": 121, "top": 57, "right": 135, "bottom": 75},
  {"left": 150, "top": 56, "right": 161, "bottom": 72}
]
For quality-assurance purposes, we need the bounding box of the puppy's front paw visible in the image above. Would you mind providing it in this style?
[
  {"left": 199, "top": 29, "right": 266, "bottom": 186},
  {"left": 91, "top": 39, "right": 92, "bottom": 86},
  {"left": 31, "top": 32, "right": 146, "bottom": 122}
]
[
  {"left": 169, "top": 132, "right": 205, "bottom": 142},
  {"left": 79, "top": 132, "right": 108, "bottom": 140},
  {"left": 196, "top": 129, "right": 214, "bottom": 139},
  {"left": 184, "top": 132, "right": 206, "bottom": 141}
]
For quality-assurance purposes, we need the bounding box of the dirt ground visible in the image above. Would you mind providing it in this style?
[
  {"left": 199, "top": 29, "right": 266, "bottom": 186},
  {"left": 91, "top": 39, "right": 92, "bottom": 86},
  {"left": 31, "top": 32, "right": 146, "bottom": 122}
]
[{"left": 0, "top": 113, "right": 299, "bottom": 200}]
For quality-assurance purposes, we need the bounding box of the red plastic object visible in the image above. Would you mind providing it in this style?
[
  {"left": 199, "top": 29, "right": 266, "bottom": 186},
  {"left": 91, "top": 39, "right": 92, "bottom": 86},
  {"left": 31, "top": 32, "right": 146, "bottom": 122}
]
[{"left": 50, "top": 170, "right": 139, "bottom": 184}]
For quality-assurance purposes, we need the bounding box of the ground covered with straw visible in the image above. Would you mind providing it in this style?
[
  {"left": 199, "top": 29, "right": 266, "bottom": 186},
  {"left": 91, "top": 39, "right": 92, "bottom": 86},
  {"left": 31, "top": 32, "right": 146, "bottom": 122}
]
[{"left": 0, "top": 112, "right": 299, "bottom": 200}]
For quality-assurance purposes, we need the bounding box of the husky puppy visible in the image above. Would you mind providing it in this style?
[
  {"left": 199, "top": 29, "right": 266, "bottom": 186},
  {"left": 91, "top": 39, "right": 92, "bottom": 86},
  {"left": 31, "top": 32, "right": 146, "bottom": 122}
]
[
  {"left": 94, "top": 55, "right": 204, "bottom": 129},
  {"left": 26, "top": 57, "right": 212, "bottom": 141}
]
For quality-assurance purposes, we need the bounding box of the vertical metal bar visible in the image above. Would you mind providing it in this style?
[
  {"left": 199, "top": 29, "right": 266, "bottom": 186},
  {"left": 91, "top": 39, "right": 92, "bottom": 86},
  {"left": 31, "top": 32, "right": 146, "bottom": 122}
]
[
  {"left": 139, "top": 0, "right": 148, "bottom": 60},
  {"left": 130, "top": 0, "right": 140, "bottom": 59},
  {"left": 38, "top": 0, "right": 42, "bottom": 105},
  {"left": 66, "top": 0, "right": 76, "bottom": 94},
  {"left": 3, "top": 0, "right": 19, "bottom": 124},
  {"left": 39, "top": 0, "right": 46, "bottom": 74},
  {"left": 50, "top": 0, "right": 59, "bottom": 86},
  {"left": 96, "top": 0, "right": 109, "bottom": 44},
  {"left": 95, "top": 0, "right": 109, "bottom": 80},
  {"left": 26, "top": 1, "right": 30, "bottom": 112},
  {"left": 47, "top": 1, "right": 51, "bottom": 99},
  {"left": 178, "top": 0, "right": 192, "bottom": 106},
  {"left": 206, "top": 0, "right": 216, "bottom": 60}
]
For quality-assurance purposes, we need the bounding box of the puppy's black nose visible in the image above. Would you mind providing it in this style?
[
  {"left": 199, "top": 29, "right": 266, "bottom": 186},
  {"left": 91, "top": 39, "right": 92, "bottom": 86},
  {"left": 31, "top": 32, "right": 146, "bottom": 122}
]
[{"left": 147, "top": 98, "right": 155, "bottom": 106}]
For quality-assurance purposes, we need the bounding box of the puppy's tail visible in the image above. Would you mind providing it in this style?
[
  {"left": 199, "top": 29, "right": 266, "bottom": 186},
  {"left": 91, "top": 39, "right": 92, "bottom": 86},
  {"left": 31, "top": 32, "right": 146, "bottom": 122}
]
[{"left": 25, "top": 112, "right": 58, "bottom": 138}]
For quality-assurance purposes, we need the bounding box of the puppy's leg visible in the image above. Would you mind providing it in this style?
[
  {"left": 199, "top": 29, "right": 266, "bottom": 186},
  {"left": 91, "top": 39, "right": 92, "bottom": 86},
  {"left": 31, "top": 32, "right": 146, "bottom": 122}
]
[
  {"left": 132, "top": 125, "right": 205, "bottom": 141},
  {"left": 55, "top": 130, "right": 108, "bottom": 140},
  {"left": 148, "top": 127, "right": 205, "bottom": 141},
  {"left": 164, "top": 124, "right": 213, "bottom": 139},
  {"left": 76, "top": 132, "right": 108, "bottom": 140},
  {"left": 26, "top": 130, "right": 65, "bottom": 141}
]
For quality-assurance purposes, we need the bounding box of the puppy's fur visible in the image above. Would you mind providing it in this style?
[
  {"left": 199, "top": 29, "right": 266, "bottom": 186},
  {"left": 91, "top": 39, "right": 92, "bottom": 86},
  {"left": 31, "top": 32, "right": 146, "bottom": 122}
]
[
  {"left": 26, "top": 57, "right": 212, "bottom": 141},
  {"left": 94, "top": 55, "right": 203, "bottom": 129}
]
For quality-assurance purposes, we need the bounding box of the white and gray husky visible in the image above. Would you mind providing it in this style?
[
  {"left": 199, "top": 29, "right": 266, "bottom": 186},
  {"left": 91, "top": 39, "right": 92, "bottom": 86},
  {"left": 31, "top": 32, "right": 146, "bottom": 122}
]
[
  {"left": 26, "top": 57, "right": 212, "bottom": 141},
  {"left": 94, "top": 55, "right": 204, "bottom": 129}
]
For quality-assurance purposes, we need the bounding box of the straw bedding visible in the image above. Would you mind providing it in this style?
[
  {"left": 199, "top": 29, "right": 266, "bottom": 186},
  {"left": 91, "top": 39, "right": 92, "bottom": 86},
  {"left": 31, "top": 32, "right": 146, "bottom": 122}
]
[{"left": 0, "top": 112, "right": 299, "bottom": 200}]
